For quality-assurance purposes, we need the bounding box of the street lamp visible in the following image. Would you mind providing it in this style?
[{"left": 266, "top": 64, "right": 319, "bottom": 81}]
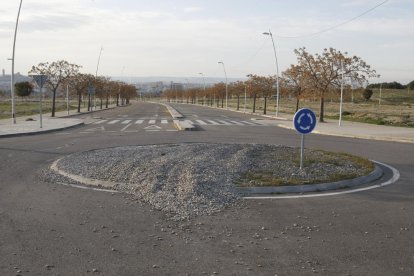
[
  {"left": 199, "top": 72, "right": 206, "bottom": 105},
  {"left": 263, "top": 30, "right": 280, "bottom": 117},
  {"left": 10, "top": 0, "right": 23, "bottom": 124},
  {"left": 218, "top": 61, "right": 228, "bottom": 109}
]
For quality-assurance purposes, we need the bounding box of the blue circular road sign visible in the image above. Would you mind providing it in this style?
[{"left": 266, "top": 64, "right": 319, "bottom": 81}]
[{"left": 293, "top": 108, "right": 317, "bottom": 134}]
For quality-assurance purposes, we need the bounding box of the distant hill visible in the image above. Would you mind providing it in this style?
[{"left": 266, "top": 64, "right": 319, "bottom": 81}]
[{"left": 111, "top": 76, "right": 247, "bottom": 85}]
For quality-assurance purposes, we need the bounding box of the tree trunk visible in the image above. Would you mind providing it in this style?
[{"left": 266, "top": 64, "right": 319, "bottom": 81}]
[
  {"left": 221, "top": 98, "right": 224, "bottom": 108},
  {"left": 116, "top": 94, "right": 119, "bottom": 106},
  {"left": 253, "top": 94, "right": 256, "bottom": 113},
  {"left": 51, "top": 90, "right": 57, "bottom": 117},
  {"left": 295, "top": 97, "right": 300, "bottom": 112},
  {"left": 77, "top": 92, "right": 82, "bottom": 113},
  {"left": 100, "top": 97, "right": 103, "bottom": 109},
  {"left": 263, "top": 97, "right": 267, "bottom": 114},
  {"left": 319, "top": 97, "right": 325, "bottom": 122},
  {"left": 237, "top": 95, "right": 240, "bottom": 111},
  {"left": 106, "top": 93, "right": 109, "bottom": 108}
]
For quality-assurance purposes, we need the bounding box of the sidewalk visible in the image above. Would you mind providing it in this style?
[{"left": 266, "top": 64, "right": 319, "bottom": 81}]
[
  {"left": 0, "top": 104, "right": 117, "bottom": 138},
  {"left": 182, "top": 103, "right": 414, "bottom": 144},
  {"left": 273, "top": 113, "right": 414, "bottom": 144}
]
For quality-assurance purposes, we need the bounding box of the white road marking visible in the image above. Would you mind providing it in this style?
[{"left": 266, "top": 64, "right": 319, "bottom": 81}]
[
  {"left": 144, "top": 125, "right": 162, "bottom": 130},
  {"left": 135, "top": 120, "right": 144, "bottom": 124},
  {"left": 217, "top": 120, "right": 232, "bottom": 125},
  {"left": 196, "top": 120, "right": 208, "bottom": 125},
  {"left": 93, "top": 120, "right": 107, "bottom": 124},
  {"left": 206, "top": 120, "right": 220, "bottom": 125},
  {"left": 121, "top": 123, "right": 132, "bottom": 132},
  {"left": 108, "top": 120, "right": 120, "bottom": 124},
  {"left": 161, "top": 120, "right": 168, "bottom": 124},
  {"left": 229, "top": 120, "right": 244, "bottom": 125},
  {"left": 148, "top": 119, "right": 156, "bottom": 124},
  {"left": 244, "top": 161, "right": 400, "bottom": 200},
  {"left": 121, "top": 120, "right": 132, "bottom": 124}
]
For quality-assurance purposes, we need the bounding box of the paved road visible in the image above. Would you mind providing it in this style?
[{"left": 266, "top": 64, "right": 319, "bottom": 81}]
[{"left": 1, "top": 101, "right": 413, "bottom": 275}]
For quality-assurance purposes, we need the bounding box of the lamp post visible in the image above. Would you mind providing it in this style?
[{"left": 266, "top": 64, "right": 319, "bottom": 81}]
[
  {"left": 263, "top": 30, "right": 280, "bottom": 117},
  {"left": 218, "top": 61, "right": 228, "bottom": 109},
  {"left": 339, "top": 62, "right": 344, "bottom": 127},
  {"left": 199, "top": 72, "right": 206, "bottom": 105},
  {"left": 10, "top": 0, "right": 23, "bottom": 124}
]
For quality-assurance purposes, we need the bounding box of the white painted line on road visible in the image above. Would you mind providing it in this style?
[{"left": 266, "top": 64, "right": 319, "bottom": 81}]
[
  {"left": 161, "top": 120, "right": 168, "bottom": 124},
  {"left": 193, "top": 114, "right": 199, "bottom": 118},
  {"left": 93, "top": 120, "right": 107, "bottom": 124},
  {"left": 166, "top": 129, "right": 178, "bottom": 132},
  {"left": 135, "top": 119, "right": 144, "bottom": 124},
  {"left": 196, "top": 120, "right": 208, "bottom": 125},
  {"left": 121, "top": 123, "right": 132, "bottom": 132},
  {"left": 206, "top": 120, "right": 220, "bottom": 125},
  {"left": 244, "top": 161, "right": 400, "bottom": 200},
  {"left": 121, "top": 120, "right": 132, "bottom": 124},
  {"left": 217, "top": 120, "right": 232, "bottom": 125},
  {"left": 145, "top": 130, "right": 161, "bottom": 132},
  {"left": 108, "top": 120, "right": 120, "bottom": 124},
  {"left": 229, "top": 121, "right": 244, "bottom": 125},
  {"left": 148, "top": 119, "right": 156, "bottom": 124}
]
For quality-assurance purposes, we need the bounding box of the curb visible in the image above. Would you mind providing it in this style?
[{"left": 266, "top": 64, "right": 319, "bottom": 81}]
[
  {"left": 0, "top": 121, "right": 84, "bottom": 138},
  {"left": 158, "top": 102, "right": 184, "bottom": 119},
  {"left": 51, "top": 158, "right": 120, "bottom": 188},
  {"left": 58, "top": 105, "right": 119, "bottom": 118},
  {"left": 236, "top": 162, "right": 383, "bottom": 195},
  {"left": 174, "top": 120, "right": 196, "bottom": 131}
]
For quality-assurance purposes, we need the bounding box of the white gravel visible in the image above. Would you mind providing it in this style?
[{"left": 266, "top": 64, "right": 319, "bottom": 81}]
[{"left": 48, "top": 143, "right": 370, "bottom": 220}]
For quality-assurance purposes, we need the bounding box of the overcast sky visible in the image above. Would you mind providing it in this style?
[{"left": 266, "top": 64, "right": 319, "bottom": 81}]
[{"left": 0, "top": 0, "right": 412, "bottom": 83}]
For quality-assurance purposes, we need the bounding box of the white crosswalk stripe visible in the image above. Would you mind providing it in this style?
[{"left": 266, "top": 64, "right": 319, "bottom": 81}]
[
  {"left": 95, "top": 118, "right": 268, "bottom": 127},
  {"left": 196, "top": 120, "right": 208, "bottom": 125},
  {"left": 229, "top": 120, "right": 244, "bottom": 125},
  {"left": 108, "top": 120, "right": 120, "bottom": 124},
  {"left": 206, "top": 120, "right": 220, "bottom": 125},
  {"left": 217, "top": 120, "right": 232, "bottom": 125}
]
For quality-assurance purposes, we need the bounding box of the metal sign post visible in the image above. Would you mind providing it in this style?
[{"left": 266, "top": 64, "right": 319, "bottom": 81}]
[
  {"left": 293, "top": 108, "right": 317, "bottom": 170},
  {"left": 88, "top": 85, "right": 96, "bottom": 118},
  {"left": 31, "top": 75, "right": 48, "bottom": 128}
]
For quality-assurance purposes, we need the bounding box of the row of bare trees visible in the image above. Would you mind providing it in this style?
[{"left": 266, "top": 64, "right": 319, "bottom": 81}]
[
  {"left": 28, "top": 60, "right": 136, "bottom": 117},
  {"left": 163, "top": 47, "right": 378, "bottom": 122}
]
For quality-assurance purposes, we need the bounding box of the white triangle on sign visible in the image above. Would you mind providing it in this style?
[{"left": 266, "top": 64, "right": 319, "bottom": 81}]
[{"left": 144, "top": 125, "right": 162, "bottom": 130}]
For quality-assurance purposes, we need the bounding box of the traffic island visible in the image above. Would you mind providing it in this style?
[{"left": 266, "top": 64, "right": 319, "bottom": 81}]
[{"left": 47, "top": 143, "right": 383, "bottom": 220}]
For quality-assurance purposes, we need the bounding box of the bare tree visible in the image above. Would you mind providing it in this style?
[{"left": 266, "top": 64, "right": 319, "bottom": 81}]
[
  {"left": 293, "top": 47, "right": 377, "bottom": 122},
  {"left": 29, "top": 60, "right": 81, "bottom": 117}
]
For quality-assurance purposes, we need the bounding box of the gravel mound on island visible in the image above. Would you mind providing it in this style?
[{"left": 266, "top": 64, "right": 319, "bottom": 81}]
[{"left": 56, "top": 143, "right": 371, "bottom": 220}]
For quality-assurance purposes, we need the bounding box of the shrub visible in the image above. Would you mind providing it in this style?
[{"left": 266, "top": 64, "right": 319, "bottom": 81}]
[{"left": 362, "top": 89, "right": 373, "bottom": 101}]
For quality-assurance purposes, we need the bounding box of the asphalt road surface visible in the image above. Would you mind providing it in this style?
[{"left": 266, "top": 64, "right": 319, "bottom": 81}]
[{"left": 1, "top": 101, "right": 413, "bottom": 275}]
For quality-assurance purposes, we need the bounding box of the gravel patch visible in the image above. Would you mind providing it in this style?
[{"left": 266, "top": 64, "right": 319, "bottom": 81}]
[{"left": 49, "top": 143, "right": 372, "bottom": 220}]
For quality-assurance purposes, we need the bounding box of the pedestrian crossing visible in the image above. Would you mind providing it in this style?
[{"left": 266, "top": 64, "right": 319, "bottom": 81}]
[{"left": 91, "top": 118, "right": 266, "bottom": 126}]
